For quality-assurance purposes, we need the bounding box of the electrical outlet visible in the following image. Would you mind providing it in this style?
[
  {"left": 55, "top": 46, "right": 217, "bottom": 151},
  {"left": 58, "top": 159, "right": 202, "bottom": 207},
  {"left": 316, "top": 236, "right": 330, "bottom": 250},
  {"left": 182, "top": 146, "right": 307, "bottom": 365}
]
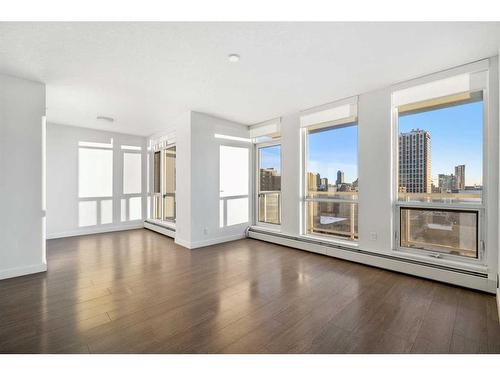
[
  {"left": 203, "top": 227, "right": 208, "bottom": 235},
  {"left": 370, "top": 232, "right": 377, "bottom": 241}
]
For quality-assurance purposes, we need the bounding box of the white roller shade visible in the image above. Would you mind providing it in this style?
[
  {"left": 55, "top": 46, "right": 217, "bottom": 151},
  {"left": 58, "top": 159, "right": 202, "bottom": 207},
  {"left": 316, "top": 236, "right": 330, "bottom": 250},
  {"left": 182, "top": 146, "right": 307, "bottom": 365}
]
[
  {"left": 393, "top": 70, "right": 487, "bottom": 108},
  {"left": 300, "top": 96, "right": 358, "bottom": 129},
  {"left": 249, "top": 118, "right": 281, "bottom": 139}
]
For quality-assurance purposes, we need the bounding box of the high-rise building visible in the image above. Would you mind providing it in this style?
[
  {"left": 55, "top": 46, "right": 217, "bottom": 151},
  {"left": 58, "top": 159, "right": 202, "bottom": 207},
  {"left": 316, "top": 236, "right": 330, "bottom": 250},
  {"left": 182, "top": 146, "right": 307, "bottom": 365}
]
[
  {"left": 336, "top": 170, "right": 344, "bottom": 186},
  {"left": 260, "top": 168, "right": 281, "bottom": 191},
  {"left": 455, "top": 164, "right": 465, "bottom": 190},
  {"left": 399, "top": 129, "right": 431, "bottom": 193}
]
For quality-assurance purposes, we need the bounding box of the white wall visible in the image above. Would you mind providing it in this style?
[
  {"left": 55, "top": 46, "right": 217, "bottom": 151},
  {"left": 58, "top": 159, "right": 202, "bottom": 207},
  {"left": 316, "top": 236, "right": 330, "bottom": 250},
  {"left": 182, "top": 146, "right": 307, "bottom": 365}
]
[
  {"left": 280, "top": 113, "right": 301, "bottom": 236},
  {"left": 357, "top": 87, "right": 394, "bottom": 253},
  {"left": 188, "top": 111, "right": 250, "bottom": 248},
  {"left": 46, "top": 123, "right": 148, "bottom": 238},
  {"left": 170, "top": 112, "right": 191, "bottom": 245},
  {"left": 148, "top": 111, "right": 250, "bottom": 249},
  {"left": 0, "top": 74, "right": 46, "bottom": 280}
]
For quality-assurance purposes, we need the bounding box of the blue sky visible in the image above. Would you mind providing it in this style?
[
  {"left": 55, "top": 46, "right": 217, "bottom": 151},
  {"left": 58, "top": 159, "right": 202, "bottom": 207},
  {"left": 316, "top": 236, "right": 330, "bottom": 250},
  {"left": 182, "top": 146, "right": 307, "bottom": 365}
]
[
  {"left": 308, "top": 125, "right": 358, "bottom": 184},
  {"left": 306, "top": 101, "right": 483, "bottom": 186},
  {"left": 399, "top": 101, "right": 483, "bottom": 186},
  {"left": 260, "top": 145, "right": 281, "bottom": 174}
]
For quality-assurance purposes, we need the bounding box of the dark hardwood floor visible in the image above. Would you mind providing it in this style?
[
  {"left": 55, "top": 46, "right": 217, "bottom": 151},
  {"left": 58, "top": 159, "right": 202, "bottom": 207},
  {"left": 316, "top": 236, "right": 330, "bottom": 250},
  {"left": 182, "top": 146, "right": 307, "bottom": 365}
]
[{"left": 0, "top": 228, "right": 499, "bottom": 354}]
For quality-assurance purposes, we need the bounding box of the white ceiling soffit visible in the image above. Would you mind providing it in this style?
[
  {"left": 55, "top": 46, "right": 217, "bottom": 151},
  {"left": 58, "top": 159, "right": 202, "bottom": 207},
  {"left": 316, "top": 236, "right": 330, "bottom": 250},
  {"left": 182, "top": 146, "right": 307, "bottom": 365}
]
[{"left": 0, "top": 22, "right": 499, "bottom": 136}]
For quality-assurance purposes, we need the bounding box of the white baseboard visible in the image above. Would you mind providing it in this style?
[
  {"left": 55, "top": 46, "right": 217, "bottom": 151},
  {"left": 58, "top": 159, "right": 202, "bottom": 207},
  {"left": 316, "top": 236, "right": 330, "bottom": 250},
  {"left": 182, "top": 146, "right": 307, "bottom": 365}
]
[
  {"left": 249, "top": 230, "right": 496, "bottom": 293},
  {"left": 175, "top": 233, "right": 246, "bottom": 250},
  {"left": 46, "top": 222, "right": 144, "bottom": 239},
  {"left": 174, "top": 237, "right": 192, "bottom": 249},
  {"left": 144, "top": 221, "right": 175, "bottom": 238},
  {"left": 0, "top": 262, "right": 47, "bottom": 281}
]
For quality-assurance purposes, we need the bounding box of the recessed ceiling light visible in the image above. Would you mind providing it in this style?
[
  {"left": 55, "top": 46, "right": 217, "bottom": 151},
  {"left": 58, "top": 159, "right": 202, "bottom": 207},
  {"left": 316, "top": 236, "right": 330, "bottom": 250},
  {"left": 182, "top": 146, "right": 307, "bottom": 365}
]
[
  {"left": 228, "top": 54, "right": 240, "bottom": 63},
  {"left": 96, "top": 116, "right": 114, "bottom": 122}
]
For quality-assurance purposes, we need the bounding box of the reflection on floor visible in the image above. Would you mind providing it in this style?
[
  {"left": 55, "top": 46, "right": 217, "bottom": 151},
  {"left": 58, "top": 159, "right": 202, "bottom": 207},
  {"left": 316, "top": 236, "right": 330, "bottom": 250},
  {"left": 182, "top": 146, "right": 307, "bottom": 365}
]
[{"left": 0, "top": 228, "right": 499, "bottom": 353}]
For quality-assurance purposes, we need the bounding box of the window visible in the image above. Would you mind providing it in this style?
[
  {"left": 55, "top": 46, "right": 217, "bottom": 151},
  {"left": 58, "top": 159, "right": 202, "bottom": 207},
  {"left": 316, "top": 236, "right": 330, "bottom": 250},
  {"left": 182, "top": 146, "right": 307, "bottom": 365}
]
[
  {"left": 121, "top": 147, "right": 143, "bottom": 222},
  {"left": 394, "top": 70, "right": 486, "bottom": 260},
  {"left": 219, "top": 145, "right": 249, "bottom": 227},
  {"left": 150, "top": 144, "right": 176, "bottom": 225},
  {"left": 400, "top": 208, "right": 478, "bottom": 258},
  {"left": 78, "top": 141, "right": 113, "bottom": 227},
  {"left": 163, "top": 146, "right": 176, "bottom": 222},
  {"left": 304, "top": 122, "right": 358, "bottom": 240},
  {"left": 398, "top": 92, "right": 483, "bottom": 204},
  {"left": 257, "top": 144, "right": 281, "bottom": 225},
  {"left": 78, "top": 147, "right": 113, "bottom": 198},
  {"left": 152, "top": 151, "right": 161, "bottom": 220},
  {"left": 123, "top": 153, "right": 142, "bottom": 194}
]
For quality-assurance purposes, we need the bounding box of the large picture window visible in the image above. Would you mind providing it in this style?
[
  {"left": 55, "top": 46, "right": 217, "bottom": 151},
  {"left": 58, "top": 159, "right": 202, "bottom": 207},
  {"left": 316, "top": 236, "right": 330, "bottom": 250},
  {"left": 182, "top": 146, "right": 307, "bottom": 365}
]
[
  {"left": 394, "top": 71, "right": 486, "bottom": 260},
  {"left": 303, "top": 114, "right": 358, "bottom": 241}
]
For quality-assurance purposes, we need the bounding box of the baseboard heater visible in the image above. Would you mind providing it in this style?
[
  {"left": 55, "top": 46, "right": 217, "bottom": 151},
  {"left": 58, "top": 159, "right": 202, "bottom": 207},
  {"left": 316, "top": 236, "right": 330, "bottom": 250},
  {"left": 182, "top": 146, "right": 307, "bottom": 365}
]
[
  {"left": 247, "top": 227, "right": 494, "bottom": 293},
  {"left": 144, "top": 220, "right": 176, "bottom": 238}
]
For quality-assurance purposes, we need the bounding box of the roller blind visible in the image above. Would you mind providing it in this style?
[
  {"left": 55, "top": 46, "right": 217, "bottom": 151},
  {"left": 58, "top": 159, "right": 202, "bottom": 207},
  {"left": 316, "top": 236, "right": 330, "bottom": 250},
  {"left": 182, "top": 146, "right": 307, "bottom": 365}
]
[
  {"left": 393, "top": 70, "right": 487, "bottom": 114},
  {"left": 249, "top": 118, "right": 281, "bottom": 140},
  {"left": 300, "top": 96, "right": 358, "bottom": 130}
]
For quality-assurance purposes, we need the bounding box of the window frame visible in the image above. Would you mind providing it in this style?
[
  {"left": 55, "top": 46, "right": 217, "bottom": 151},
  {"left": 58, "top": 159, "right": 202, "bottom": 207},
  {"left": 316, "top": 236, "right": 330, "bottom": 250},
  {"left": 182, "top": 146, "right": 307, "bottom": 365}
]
[
  {"left": 149, "top": 141, "right": 176, "bottom": 228},
  {"left": 255, "top": 139, "right": 282, "bottom": 229},
  {"left": 392, "top": 86, "right": 488, "bottom": 265},
  {"left": 162, "top": 145, "right": 176, "bottom": 223},
  {"left": 77, "top": 141, "right": 114, "bottom": 227},
  {"left": 120, "top": 146, "right": 143, "bottom": 222},
  {"left": 301, "top": 119, "right": 360, "bottom": 246},
  {"left": 218, "top": 141, "right": 251, "bottom": 229}
]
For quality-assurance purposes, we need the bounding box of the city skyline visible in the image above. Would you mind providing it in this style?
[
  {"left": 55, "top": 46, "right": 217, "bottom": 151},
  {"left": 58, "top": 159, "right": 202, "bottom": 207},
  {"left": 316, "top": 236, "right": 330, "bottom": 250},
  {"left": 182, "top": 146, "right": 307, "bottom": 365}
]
[
  {"left": 399, "top": 100, "right": 483, "bottom": 186},
  {"left": 308, "top": 124, "right": 358, "bottom": 184}
]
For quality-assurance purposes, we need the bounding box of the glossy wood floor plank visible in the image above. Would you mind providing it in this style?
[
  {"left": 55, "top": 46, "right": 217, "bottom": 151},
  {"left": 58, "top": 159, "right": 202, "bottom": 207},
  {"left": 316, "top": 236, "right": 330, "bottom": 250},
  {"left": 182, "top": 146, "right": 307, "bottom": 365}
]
[{"left": 0, "top": 228, "right": 498, "bottom": 354}]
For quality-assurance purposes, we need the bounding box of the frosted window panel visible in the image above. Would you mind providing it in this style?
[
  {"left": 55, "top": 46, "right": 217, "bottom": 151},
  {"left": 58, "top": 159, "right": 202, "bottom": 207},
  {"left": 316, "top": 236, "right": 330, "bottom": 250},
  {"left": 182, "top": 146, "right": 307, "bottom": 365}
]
[
  {"left": 123, "top": 153, "right": 142, "bottom": 194},
  {"left": 79, "top": 201, "right": 97, "bottom": 227},
  {"left": 226, "top": 197, "right": 248, "bottom": 226},
  {"left": 100, "top": 199, "right": 113, "bottom": 224},
  {"left": 121, "top": 198, "right": 127, "bottom": 222},
  {"left": 129, "top": 197, "right": 142, "bottom": 220},
  {"left": 219, "top": 146, "right": 249, "bottom": 197},
  {"left": 79, "top": 148, "right": 113, "bottom": 198}
]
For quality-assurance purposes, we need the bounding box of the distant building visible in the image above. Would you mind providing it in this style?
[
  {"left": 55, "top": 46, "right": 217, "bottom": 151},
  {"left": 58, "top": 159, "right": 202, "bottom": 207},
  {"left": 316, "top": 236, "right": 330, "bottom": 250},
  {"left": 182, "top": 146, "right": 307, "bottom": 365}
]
[
  {"left": 399, "top": 129, "right": 431, "bottom": 193},
  {"left": 454, "top": 164, "right": 465, "bottom": 190},
  {"left": 336, "top": 170, "right": 344, "bottom": 186},
  {"left": 318, "top": 177, "right": 328, "bottom": 191},
  {"left": 260, "top": 168, "right": 281, "bottom": 191},
  {"left": 438, "top": 173, "right": 455, "bottom": 193},
  {"left": 307, "top": 172, "right": 319, "bottom": 191}
]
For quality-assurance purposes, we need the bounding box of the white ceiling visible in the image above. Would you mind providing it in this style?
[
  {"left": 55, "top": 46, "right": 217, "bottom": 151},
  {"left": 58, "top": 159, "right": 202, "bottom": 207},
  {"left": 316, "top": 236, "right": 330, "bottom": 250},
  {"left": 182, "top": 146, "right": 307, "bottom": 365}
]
[{"left": 1, "top": 22, "right": 500, "bottom": 136}]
